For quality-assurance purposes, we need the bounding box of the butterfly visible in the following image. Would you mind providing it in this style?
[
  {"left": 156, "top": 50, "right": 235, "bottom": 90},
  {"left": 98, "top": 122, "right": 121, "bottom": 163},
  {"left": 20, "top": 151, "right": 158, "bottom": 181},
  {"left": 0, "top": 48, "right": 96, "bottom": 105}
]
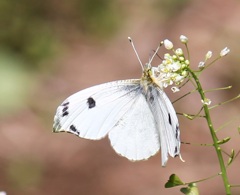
[{"left": 53, "top": 37, "right": 181, "bottom": 166}]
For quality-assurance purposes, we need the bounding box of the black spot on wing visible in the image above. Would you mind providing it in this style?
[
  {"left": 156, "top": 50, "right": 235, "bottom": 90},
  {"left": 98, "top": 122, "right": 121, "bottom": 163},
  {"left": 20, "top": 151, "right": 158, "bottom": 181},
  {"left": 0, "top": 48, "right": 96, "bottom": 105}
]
[
  {"left": 168, "top": 113, "right": 172, "bottom": 125},
  {"left": 70, "top": 125, "right": 80, "bottom": 135},
  {"left": 175, "top": 146, "right": 178, "bottom": 153},
  {"left": 146, "top": 86, "right": 154, "bottom": 103},
  {"left": 174, "top": 146, "right": 178, "bottom": 157},
  {"left": 148, "top": 86, "right": 153, "bottom": 92},
  {"left": 70, "top": 125, "right": 77, "bottom": 132},
  {"left": 149, "top": 95, "right": 154, "bottom": 103},
  {"left": 62, "top": 102, "right": 69, "bottom": 106},
  {"left": 62, "top": 106, "right": 68, "bottom": 112},
  {"left": 174, "top": 126, "right": 180, "bottom": 157},
  {"left": 87, "top": 97, "right": 96, "bottom": 109},
  {"left": 176, "top": 125, "right": 179, "bottom": 140},
  {"left": 61, "top": 101, "right": 70, "bottom": 117},
  {"left": 62, "top": 111, "right": 69, "bottom": 117}
]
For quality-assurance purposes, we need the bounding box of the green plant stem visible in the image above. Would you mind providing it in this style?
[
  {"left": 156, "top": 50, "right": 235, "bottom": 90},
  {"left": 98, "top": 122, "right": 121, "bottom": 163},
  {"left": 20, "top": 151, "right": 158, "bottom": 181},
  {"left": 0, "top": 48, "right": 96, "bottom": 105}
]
[
  {"left": 188, "top": 68, "right": 231, "bottom": 195},
  {"left": 185, "top": 172, "right": 221, "bottom": 185}
]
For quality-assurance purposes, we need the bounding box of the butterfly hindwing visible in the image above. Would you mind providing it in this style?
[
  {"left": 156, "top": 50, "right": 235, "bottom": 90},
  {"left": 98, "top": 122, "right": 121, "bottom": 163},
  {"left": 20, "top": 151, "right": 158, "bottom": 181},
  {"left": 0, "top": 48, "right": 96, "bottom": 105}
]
[{"left": 109, "top": 93, "right": 160, "bottom": 161}]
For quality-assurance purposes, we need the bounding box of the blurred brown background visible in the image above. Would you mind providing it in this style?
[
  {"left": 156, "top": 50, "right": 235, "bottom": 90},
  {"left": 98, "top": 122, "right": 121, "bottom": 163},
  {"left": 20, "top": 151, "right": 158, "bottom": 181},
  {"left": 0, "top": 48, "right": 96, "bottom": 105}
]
[{"left": 0, "top": 0, "right": 239, "bottom": 194}]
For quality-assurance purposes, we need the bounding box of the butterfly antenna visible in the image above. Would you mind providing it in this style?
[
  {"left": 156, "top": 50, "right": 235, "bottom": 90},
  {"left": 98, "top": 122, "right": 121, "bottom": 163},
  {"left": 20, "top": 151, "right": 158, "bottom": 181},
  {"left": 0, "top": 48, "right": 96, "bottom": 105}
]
[
  {"left": 149, "top": 42, "right": 162, "bottom": 64},
  {"left": 128, "top": 37, "right": 144, "bottom": 70}
]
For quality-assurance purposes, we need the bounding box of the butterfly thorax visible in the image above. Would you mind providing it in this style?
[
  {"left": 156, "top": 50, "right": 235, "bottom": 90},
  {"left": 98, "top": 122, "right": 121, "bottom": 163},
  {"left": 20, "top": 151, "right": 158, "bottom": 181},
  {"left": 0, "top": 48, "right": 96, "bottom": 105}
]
[{"left": 140, "top": 63, "right": 162, "bottom": 93}]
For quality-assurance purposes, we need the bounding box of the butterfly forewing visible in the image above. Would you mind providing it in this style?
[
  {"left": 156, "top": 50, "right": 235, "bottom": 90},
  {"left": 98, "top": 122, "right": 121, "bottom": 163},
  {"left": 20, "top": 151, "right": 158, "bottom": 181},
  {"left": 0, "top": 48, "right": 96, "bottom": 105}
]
[
  {"left": 146, "top": 84, "right": 180, "bottom": 165},
  {"left": 54, "top": 79, "right": 142, "bottom": 139}
]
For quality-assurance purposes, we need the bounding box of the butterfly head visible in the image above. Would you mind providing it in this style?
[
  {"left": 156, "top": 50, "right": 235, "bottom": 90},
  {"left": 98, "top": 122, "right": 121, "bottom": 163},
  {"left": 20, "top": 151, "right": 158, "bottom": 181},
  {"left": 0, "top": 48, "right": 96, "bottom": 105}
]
[
  {"left": 141, "top": 63, "right": 163, "bottom": 90},
  {"left": 141, "top": 63, "right": 152, "bottom": 80}
]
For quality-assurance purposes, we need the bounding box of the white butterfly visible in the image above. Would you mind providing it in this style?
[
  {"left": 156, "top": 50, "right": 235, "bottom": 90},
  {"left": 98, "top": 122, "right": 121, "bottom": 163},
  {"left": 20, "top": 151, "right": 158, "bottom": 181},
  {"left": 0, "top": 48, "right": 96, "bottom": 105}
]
[{"left": 53, "top": 37, "right": 181, "bottom": 166}]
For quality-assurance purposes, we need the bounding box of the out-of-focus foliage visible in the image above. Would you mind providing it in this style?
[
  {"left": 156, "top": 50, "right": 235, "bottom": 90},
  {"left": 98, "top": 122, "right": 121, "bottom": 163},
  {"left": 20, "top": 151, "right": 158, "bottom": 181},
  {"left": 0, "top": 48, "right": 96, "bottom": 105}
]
[
  {"left": 154, "top": 0, "right": 190, "bottom": 18},
  {"left": 0, "top": 0, "right": 59, "bottom": 68},
  {"left": 74, "top": 0, "right": 122, "bottom": 38},
  {"left": 0, "top": 0, "right": 122, "bottom": 68},
  {"left": 0, "top": 0, "right": 123, "bottom": 116},
  {"left": 0, "top": 52, "right": 34, "bottom": 116},
  {"left": 7, "top": 159, "right": 43, "bottom": 190},
  {"left": 1, "top": 1, "right": 238, "bottom": 194}
]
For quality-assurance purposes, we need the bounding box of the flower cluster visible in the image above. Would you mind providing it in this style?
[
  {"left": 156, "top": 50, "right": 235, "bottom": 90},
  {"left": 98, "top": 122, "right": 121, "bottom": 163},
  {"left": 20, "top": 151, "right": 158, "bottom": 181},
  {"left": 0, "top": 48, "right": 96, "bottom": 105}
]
[
  {"left": 156, "top": 36, "right": 190, "bottom": 90},
  {"left": 153, "top": 35, "right": 230, "bottom": 93}
]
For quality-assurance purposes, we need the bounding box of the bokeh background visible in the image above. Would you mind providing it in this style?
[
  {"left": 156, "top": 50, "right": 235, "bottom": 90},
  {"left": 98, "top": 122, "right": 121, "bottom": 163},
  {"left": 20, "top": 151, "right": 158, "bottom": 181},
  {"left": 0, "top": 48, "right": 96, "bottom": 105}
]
[{"left": 0, "top": 0, "right": 239, "bottom": 194}]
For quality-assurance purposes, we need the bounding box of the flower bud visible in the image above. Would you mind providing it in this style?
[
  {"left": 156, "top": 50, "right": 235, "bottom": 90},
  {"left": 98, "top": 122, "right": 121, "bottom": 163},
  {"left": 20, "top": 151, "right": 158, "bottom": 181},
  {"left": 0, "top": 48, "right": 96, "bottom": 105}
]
[
  {"left": 180, "top": 35, "right": 188, "bottom": 44},
  {"left": 163, "top": 39, "right": 173, "bottom": 50},
  {"left": 201, "top": 98, "right": 211, "bottom": 105},
  {"left": 220, "top": 47, "right": 230, "bottom": 57},
  {"left": 198, "top": 61, "right": 205, "bottom": 69},
  {"left": 205, "top": 51, "right": 212, "bottom": 59},
  {"left": 176, "top": 48, "right": 183, "bottom": 56}
]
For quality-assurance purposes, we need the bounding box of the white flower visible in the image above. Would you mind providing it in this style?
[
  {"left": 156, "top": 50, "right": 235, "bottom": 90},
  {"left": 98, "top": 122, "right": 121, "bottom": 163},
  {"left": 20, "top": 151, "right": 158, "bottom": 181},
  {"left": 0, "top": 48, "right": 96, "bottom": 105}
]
[
  {"left": 198, "top": 61, "right": 205, "bottom": 69},
  {"left": 179, "top": 56, "right": 185, "bottom": 62},
  {"left": 0, "top": 192, "right": 7, "bottom": 195},
  {"left": 181, "top": 70, "right": 188, "bottom": 77},
  {"left": 180, "top": 35, "right": 188, "bottom": 44},
  {"left": 201, "top": 98, "right": 211, "bottom": 105},
  {"left": 174, "top": 75, "right": 185, "bottom": 83},
  {"left": 171, "top": 86, "right": 180, "bottom": 93},
  {"left": 163, "top": 39, "right": 173, "bottom": 50},
  {"left": 158, "top": 63, "right": 170, "bottom": 73},
  {"left": 163, "top": 53, "right": 171, "bottom": 60},
  {"left": 175, "top": 48, "right": 183, "bottom": 56},
  {"left": 220, "top": 47, "right": 230, "bottom": 57},
  {"left": 169, "top": 62, "right": 181, "bottom": 72},
  {"left": 185, "top": 59, "right": 190, "bottom": 65},
  {"left": 205, "top": 51, "right": 212, "bottom": 59},
  {"left": 157, "top": 40, "right": 190, "bottom": 88},
  {"left": 159, "top": 73, "right": 174, "bottom": 88}
]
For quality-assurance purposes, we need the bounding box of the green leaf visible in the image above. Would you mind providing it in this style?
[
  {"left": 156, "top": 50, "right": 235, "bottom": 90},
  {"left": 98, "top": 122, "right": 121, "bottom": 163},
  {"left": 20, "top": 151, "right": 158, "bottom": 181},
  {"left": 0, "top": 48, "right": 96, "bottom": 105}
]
[
  {"left": 227, "top": 149, "right": 235, "bottom": 165},
  {"left": 217, "top": 137, "right": 231, "bottom": 145},
  {"left": 180, "top": 183, "right": 199, "bottom": 195},
  {"left": 165, "top": 174, "right": 184, "bottom": 188}
]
